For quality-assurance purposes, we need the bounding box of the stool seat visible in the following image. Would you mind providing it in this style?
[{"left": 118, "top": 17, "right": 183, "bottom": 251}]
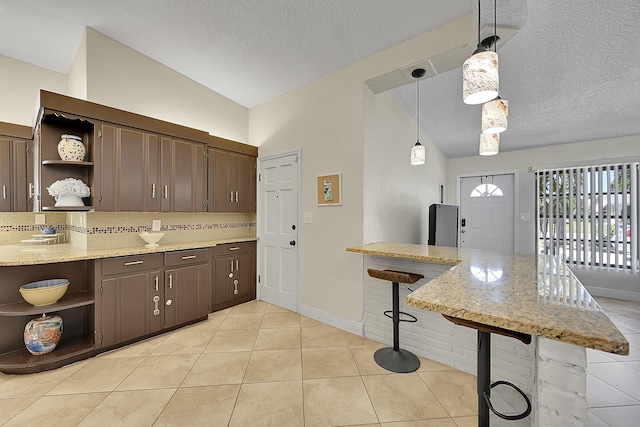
[
  {"left": 368, "top": 269, "right": 424, "bottom": 373},
  {"left": 367, "top": 269, "right": 424, "bottom": 284},
  {"left": 442, "top": 314, "right": 532, "bottom": 426}
]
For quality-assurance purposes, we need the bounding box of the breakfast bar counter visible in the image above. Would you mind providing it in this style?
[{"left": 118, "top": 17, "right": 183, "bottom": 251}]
[
  {"left": 347, "top": 242, "right": 628, "bottom": 355},
  {"left": 347, "top": 242, "right": 629, "bottom": 426}
]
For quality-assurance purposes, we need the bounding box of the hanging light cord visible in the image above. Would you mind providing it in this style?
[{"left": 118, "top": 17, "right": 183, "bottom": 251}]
[
  {"left": 494, "top": 0, "right": 497, "bottom": 52},
  {"left": 416, "top": 75, "right": 420, "bottom": 142}
]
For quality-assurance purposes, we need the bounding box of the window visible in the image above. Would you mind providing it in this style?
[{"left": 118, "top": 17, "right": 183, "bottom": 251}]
[
  {"left": 471, "top": 183, "right": 503, "bottom": 197},
  {"left": 536, "top": 162, "right": 639, "bottom": 273}
]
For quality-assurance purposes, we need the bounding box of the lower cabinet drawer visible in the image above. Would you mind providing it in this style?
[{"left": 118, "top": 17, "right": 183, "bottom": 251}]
[
  {"left": 210, "top": 241, "right": 256, "bottom": 257},
  {"left": 101, "top": 253, "right": 163, "bottom": 276},
  {"left": 164, "top": 249, "right": 209, "bottom": 267}
]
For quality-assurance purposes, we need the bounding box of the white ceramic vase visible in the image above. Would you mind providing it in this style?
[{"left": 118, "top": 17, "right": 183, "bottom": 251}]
[
  {"left": 57, "top": 134, "right": 86, "bottom": 162},
  {"left": 55, "top": 194, "right": 85, "bottom": 207}
]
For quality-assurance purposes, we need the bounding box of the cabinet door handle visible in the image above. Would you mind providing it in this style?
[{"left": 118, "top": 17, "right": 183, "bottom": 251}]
[
  {"left": 235, "top": 191, "right": 238, "bottom": 202},
  {"left": 163, "top": 185, "right": 168, "bottom": 199},
  {"left": 230, "top": 260, "right": 234, "bottom": 272},
  {"left": 151, "top": 184, "right": 156, "bottom": 199},
  {"left": 230, "top": 190, "right": 233, "bottom": 202},
  {"left": 28, "top": 183, "right": 34, "bottom": 198},
  {"left": 154, "top": 275, "right": 159, "bottom": 291},
  {"left": 229, "top": 247, "right": 240, "bottom": 251},
  {"left": 235, "top": 259, "right": 239, "bottom": 270},
  {"left": 181, "top": 255, "right": 197, "bottom": 260},
  {"left": 168, "top": 274, "right": 173, "bottom": 289},
  {"left": 124, "top": 260, "right": 144, "bottom": 266},
  {"left": 2, "top": 185, "right": 5, "bottom": 200}
]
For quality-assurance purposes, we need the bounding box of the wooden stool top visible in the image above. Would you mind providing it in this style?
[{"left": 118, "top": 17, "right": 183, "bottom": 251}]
[{"left": 367, "top": 269, "right": 424, "bottom": 285}]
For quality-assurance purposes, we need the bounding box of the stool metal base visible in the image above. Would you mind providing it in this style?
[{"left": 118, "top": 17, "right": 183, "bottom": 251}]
[{"left": 374, "top": 347, "right": 420, "bottom": 373}]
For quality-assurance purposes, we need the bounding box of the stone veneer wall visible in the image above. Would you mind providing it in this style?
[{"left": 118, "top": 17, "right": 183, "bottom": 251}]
[
  {"left": 0, "top": 212, "right": 256, "bottom": 249},
  {"left": 362, "top": 254, "right": 535, "bottom": 424}
]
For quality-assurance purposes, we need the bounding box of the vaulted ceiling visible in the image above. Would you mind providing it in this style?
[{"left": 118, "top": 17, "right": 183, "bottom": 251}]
[{"left": 1, "top": 0, "right": 639, "bottom": 158}]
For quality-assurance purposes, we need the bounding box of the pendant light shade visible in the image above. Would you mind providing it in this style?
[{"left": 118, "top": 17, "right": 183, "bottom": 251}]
[
  {"left": 463, "top": 50, "right": 499, "bottom": 105},
  {"left": 463, "top": 0, "right": 499, "bottom": 105},
  {"left": 479, "top": 133, "right": 499, "bottom": 156},
  {"left": 482, "top": 97, "right": 508, "bottom": 133},
  {"left": 411, "top": 68, "right": 426, "bottom": 165},
  {"left": 411, "top": 142, "right": 426, "bottom": 165}
]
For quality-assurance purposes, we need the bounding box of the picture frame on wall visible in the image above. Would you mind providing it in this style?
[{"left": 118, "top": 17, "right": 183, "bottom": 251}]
[{"left": 317, "top": 173, "right": 341, "bottom": 206}]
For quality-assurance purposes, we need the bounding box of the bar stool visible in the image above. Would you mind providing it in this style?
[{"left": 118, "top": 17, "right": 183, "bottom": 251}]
[
  {"left": 442, "top": 315, "right": 532, "bottom": 427},
  {"left": 367, "top": 268, "right": 424, "bottom": 373}
]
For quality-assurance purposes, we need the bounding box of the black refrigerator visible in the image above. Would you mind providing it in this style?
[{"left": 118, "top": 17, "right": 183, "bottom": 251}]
[{"left": 428, "top": 204, "right": 459, "bottom": 247}]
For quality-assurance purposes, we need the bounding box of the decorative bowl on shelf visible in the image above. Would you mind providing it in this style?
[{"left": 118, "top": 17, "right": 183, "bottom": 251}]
[
  {"left": 58, "top": 134, "right": 85, "bottom": 161},
  {"left": 19, "top": 279, "right": 69, "bottom": 306},
  {"left": 41, "top": 226, "right": 56, "bottom": 235},
  {"left": 24, "top": 314, "right": 63, "bottom": 355},
  {"left": 139, "top": 232, "right": 165, "bottom": 248},
  {"left": 47, "top": 178, "right": 90, "bottom": 207}
]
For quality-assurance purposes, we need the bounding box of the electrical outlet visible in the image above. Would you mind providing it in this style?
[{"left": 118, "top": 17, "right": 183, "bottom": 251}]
[
  {"left": 34, "top": 213, "right": 45, "bottom": 225},
  {"left": 152, "top": 220, "right": 161, "bottom": 231}
]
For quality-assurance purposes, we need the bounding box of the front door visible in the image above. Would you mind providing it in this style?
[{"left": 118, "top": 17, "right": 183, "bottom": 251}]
[
  {"left": 459, "top": 174, "right": 515, "bottom": 253},
  {"left": 258, "top": 151, "right": 300, "bottom": 311}
]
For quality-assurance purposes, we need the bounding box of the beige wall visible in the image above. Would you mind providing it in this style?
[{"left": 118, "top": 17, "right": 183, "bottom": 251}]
[
  {"left": 67, "top": 31, "right": 87, "bottom": 100},
  {"left": 364, "top": 88, "right": 447, "bottom": 245},
  {"left": 84, "top": 29, "right": 249, "bottom": 144},
  {"left": 250, "top": 17, "right": 474, "bottom": 321},
  {"left": 0, "top": 55, "right": 67, "bottom": 127}
]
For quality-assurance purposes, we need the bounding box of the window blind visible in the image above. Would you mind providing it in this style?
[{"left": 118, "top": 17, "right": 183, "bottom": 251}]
[{"left": 536, "top": 162, "right": 639, "bottom": 273}]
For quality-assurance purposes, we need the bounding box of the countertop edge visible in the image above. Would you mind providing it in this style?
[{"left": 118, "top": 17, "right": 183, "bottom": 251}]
[{"left": 0, "top": 237, "right": 257, "bottom": 266}]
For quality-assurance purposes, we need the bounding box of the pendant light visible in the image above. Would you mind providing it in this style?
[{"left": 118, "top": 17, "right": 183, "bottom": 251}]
[
  {"left": 482, "top": 97, "right": 508, "bottom": 133},
  {"left": 481, "top": 1, "right": 508, "bottom": 133},
  {"left": 463, "top": 0, "right": 499, "bottom": 105},
  {"left": 479, "top": 133, "right": 499, "bottom": 156},
  {"left": 410, "top": 68, "right": 426, "bottom": 166}
]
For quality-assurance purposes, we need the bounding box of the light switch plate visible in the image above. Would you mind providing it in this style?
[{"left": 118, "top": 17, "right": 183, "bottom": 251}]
[
  {"left": 34, "top": 213, "right": 45, "bottom": 225},
  {"left": 152, "top": 220, "right": 161, "bottom": 231},
  {"left": 303, "top": 213, "right": 312, "bottom": 224}
]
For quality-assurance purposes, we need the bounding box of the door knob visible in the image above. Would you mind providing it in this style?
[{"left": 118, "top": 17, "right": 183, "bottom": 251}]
[{"left": 290, "top": 240, "right": 296, "bottom": 246}]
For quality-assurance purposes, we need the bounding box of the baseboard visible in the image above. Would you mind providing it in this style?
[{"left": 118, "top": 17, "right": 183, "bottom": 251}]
[
  {"left": 586, "top": 286, "right": 640, "bottom": 303},
  {"left": 298, "top": 304, "right": 364, "bottom": 336}
]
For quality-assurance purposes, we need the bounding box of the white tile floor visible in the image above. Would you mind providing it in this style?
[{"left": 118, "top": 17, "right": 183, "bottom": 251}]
[
  {"left": 0, "top": 296, "right": 637, "bottom": 426},
  {"left": 587, "top": 297, "right": 640, "bottom": 427}
]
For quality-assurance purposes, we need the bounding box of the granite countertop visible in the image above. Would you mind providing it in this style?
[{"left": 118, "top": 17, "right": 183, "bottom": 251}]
[
  {"left": 0, "top": 237, "right": 257, "bottom": 266},
  {"left": 347, "top": 242, "right": 629, "bottom": 355}
]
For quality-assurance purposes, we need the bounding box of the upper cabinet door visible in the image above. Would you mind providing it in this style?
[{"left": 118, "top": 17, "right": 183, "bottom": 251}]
[
  {"left": 160, "top": 137, "right": 206, "bottom": 212},
  {"left": 0, "top": 137, "right": 33, "bottom": 212},
  {"left": 97, "top": 124, "right": 159, "bottom": 212},
  {"left": 208, "top": 148, "right": 256, "bottom": 213},
  {"left": 0, "top": 139, "right": 12, "bottom": 212}
]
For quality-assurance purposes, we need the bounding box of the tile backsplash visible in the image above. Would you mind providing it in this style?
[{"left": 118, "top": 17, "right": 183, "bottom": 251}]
[{"left": 0, "top": 212, "right": 256, "bottom": 249}]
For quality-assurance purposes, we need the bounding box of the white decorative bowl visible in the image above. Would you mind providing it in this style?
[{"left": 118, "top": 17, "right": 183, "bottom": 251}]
[
  {"left": 139, "top": 232, "right": 164, "bottom": 248},
  {"left": 19, "top": 279, "right": 69, "bottom": 306},
  {"left": 58, "top": 134, "right": 86, "bottom": 162}
]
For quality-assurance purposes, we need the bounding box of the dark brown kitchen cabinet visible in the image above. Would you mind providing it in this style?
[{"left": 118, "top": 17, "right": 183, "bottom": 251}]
[
  {"left": 164, "top": 249, "right": 210, "bottom": 327},
  {"left": 211, "top": 242, "right": 256, "bottom": 311},
  {"left": 35, "top": 112, "right": 94, "bottom": 211},
  {"left": 96, "top": 124, "right": 160, "bottom": 212},
  {"left": 0, "top": 123, "right": 34, "bottom": 212},
  {"left": 161, "top": 137, "right": 206, "bottom": 212},
  {"left": 208, "top": 148, "right": 256, "bottom": 213},
  {"left": 0, "top": 260, "right": 96, "bottom": 374},
  {"left": 96, "top": 254, "right": 163, "bottom": 348}
]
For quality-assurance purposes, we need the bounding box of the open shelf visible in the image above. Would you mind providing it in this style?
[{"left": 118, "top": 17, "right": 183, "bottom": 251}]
[
  {"left": 0, "top": 334, "right": 95, "bottom": 374},
  {"left": 0, "top": 292, "right": 94, "bottom": 317},
  {"left": 42, "top": 160, "right": 93, "bottom": 167}
]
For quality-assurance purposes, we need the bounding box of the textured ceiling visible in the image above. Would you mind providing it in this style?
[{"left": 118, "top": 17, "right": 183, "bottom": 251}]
[{"left": 1, "top": 0, "right": 639, "bottom": 158}]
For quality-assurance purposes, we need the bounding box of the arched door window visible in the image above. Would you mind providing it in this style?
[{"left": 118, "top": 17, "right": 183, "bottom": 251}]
[{"left": 470, "top": 183, "right": 503, "bottom": 197}]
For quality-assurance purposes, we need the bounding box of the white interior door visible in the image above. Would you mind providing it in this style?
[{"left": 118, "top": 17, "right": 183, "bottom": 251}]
[
  {"left": 459, "top": 174, "right": 515, "bottom": 253},
  {"left": 258, "top": 152, "right": 300, "bottom": 311}
]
